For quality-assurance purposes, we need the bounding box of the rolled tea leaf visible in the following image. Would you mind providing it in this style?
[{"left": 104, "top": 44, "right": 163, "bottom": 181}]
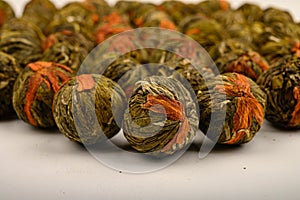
[
  {"left": 13, "top": 62, "right": 73, "bottom": 128},
  {"left": 134, "top": 9, "right": 177, "bottom": 30},
  {"left": 114, "top": 1, "right": 144, "bottom": 16},
  {"left": 165, "top": 57, "right": 215, "bottom": 97},
  {"left": 260, "top": 38, "right": 300, "bottom": 65},
  {"left": 262, "top": 7, "right": 294, "bottom": 25},
  {"left": 198, "top": 73, "right": 266, "bottom": 145},
  {"left": 0, "top": 18, "right": 44, "bottom": 67},
  {"left": 157, "top": 0, "right": 196, "bottom": 25},
  {"left": 94, "top": 12, "right": 132, "bottom": 44},
  {"left": 208, "top": 38, "right": 252, "bottom": 61},
  {"left": 211, "top": 10, "right": 258, "bottom": 43},
  {"left": 45, "top": 2, "right": 99, "bottom": 41},
  {"left": 254, "top": 22, "right": 300, "bottom": 49},
  {"left": 196, "top": 0, "right": 231, "bottom": 16},
  {"left": 0, "top": 52, "right": 21, "bottom": 118},
  {"left": 257, "top": 56, "right": 300, "bottom": 129},
  {"left": 83, "top": 0, "right": 111, "bottom": 20},
  {"left": 123, "top": 76, "right": 199, "bottom": 156},
  {"left": 212, "top": 10, "right": 246, "bottom": 27},
  {"left": 236, "top": 3, "right": 263, "bottom": 23},
  {"left": 41, "top": 42, "right": 89, "bottom": 74},
  {"left": 42, "top": 30, "right": 94, "bottom": 52},
  {"left": 22, "top": 0, "right": 57, "bottom": 32},
  {"left": 125, "top": 3, "right": 157, "bottom": 27},
  {"left": 102, "top": 55, "right": 140, "bottom": 84},
  {"left": 41, "top": 31, "right": 93, "bottom": 73},
  {"left": 215, "top": 49, "right": 269, "bottom": 81},
  {"left": 53, "top": 74, "right": 126, "bottom": 145},
  {"left": 183, "top": 18, "right": 227, "bottom": 50}
]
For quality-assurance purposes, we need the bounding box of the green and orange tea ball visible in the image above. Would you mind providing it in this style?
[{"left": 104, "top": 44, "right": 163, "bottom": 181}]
[
  {"left": 13, "top": 61, "right": 73, "bottom": 128},
  {"left": 257, "top": 56, "right": 300, "bottom": 129},
  {"left": 123, "top": 76, "right": 199, "bottom": 156},
  {"left": 0, "top": 52, "right": 21, "bottom": 118},
  {"left": 53, "top": 74, "right": 126, "bottom": 145},
  {"left": 198, "top": 73, "right": 267, "bottom": 145}
]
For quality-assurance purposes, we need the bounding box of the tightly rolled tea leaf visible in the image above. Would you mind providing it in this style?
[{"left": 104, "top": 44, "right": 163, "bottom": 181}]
[
  {"left": 0, "top": 0, "right": 15, "bottom": 28},
  {"left": 41, "top": 31, "right": 93, "bottom": 73},
  {"left": 215, "top": 49, "right": 269, "bottom": 81},
  {"left": 83, "top": 32, "right": 149, "bottom": 71},
  {"left": 102, "top": 55, "right": 140, "bottom": 84},
  {"left": 125, "top": 3, "right": 156, "bottom": 27},
  {"left": 83, "top": 0, "right": 111, "bottom": 19},
  {"left": 53, "top": 74, "right": 126, "bottom": 145},
  {"left": 178, "top": 14, "right": 208, "bottom": 33},
  {"left": 260, "top": 38, "right": 300, "bottom": 65},
  {"left": 42, "top": 30, "right": 94, "bottom": 52},
  {"left": 116, "top": 63, "right": 173, "bottom": 98},
  {"left": 183, "top": 18, "right": 227, "bottom": 50},
  {"left": 22, "top": 0, "right": 57, "bottom": 32},
  {"left": 157, "top": 0, "right": 196, "bottom": 25},
  {"left": 150, "top": 47, "right": 215, "bottom": 88},
  {"left": 198, "top": 73, "right": 266, "bottom": 144},
  {"left": 132, "top": 8, "right": 177, "bottom": 30},
  {"left": 123, "top": 76, "right": 199, "bottom": 156},
  {"left": 45, "top": 2, "right": 98, "bottom": 40},
  {"left": 211, "top": 10, "right": 253, "bottom": 43},
  {"left": 262, "top": 7, "right": 294, "bottom": 25},
  {"left": 196, "top": 0, "right": 231, "bottom": 16},
  {"left": 165, "top": 57, "right": 215, "bottom": 97},
  {"left": 114, "top": 1, "right": 143, "bottom": 16},
  {"left": 0, "top": 52, "right": 21, "bottom": 118},
  {"left": 212, "top": 10, "right": 245, "bottom": 27},
  {"left": 253, "top": 19, "right": 300, "bottom": 49},
  {"left": 208, "top": 38, "right": 251, "bottom": 60},
  {"left": 41, "top": 42, "right": 89, "bottom": 74},
  {"left": 257, "top": 56, "right": 300, "bottom": 129},
  {"left": 236, "top": 3, "right": 263, "bottom": 23},
  {"left": 0, "top": 18, "right": 44, "bottom": 67},
  {"left": 94, "top": 12, "right": 132, "bottom": 44},
  {"left": 13, "top": 62, "right": 73, "bottom": 128}
]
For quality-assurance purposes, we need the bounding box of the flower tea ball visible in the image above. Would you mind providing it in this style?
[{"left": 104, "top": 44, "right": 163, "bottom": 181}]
[
  {"left": 257, "top": 56, "right": 300, "bottom": 129},
  {"left": 0, "top": 52, "right": 21, "bottom": 118},
  {"left": 53, "top": 74, "right": 126, "bottom": 145},
  {"left": 13, "top": 61, "right": 73, "bottom": 128},
  {"left": 198, "top": 73, "right": 266, "bottom": 145},
  {"left": 123, "top": 76, "right": 199, "bottom": 156}
]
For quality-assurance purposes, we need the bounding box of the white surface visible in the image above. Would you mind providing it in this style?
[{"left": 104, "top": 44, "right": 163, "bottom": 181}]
[{"left": 1, "top": 0, "right": 300, "bottom": 200}]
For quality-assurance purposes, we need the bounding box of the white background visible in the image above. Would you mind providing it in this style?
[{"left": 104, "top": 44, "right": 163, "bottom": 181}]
[{"left": 1, "top": 0, "right": 300, "bottom": 200}]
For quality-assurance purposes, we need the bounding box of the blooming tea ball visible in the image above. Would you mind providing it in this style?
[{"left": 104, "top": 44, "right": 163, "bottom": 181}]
[
  {"left": 53, "top": 74, "right": 126, "bottom": 145},
  {"left": 41, "top": 31, "right": 94, "bottom": 74},
  {"left": 13, "top": 61, "right": 73, "bottom": 128},
  {"left": 158, "top": 0, "right": 196, "bottom": 25},
  {"left": 94, "top": 12, "right": 132, "bottom": 44},
  {"left": 257, "top": 56, "right": 300, "bottom": 129},
  {"left": 22, "top": 0, "right": 57, "bottom": 32},
  {"left": 123, "top": 76, "right": 199, "bottom": 156},
  {"left": 198, "top": 73, "right": 266, "bottom": 145},
  {"left": 196, "top": 0, "right": 231, "bottom": 17},
  {"left": 0, "top": 18, "right": 44, "bottom": 67},
  {"left": 0, "top": 52, "right": 21, "bottom": 118},
  {"left": 215, "top": 49, "right": 269, "bottom": 81}
]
